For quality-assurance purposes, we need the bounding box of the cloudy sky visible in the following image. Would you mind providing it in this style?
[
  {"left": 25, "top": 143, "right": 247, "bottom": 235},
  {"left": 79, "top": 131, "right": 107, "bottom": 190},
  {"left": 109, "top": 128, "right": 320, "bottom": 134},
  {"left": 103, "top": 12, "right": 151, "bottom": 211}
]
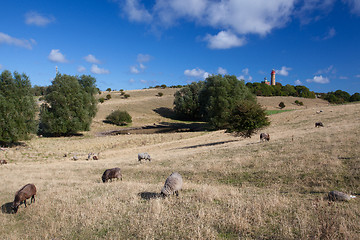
[{"left": 1, "top": 0, "right": 360, "bottom": 93}]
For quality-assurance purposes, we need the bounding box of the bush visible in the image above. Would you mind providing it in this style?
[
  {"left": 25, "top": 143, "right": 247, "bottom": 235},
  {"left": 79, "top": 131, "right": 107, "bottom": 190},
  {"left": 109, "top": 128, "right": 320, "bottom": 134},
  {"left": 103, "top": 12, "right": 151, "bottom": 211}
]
[
  {"left": 105, "top": 110, "right": 132, "bottom": 126},
  {"left": 226, "top": 100, "right": 270, "bottom": 138},
  {"left": 39, "top": 74, "right": 98, "bottom": 136},
  {"left": 0, "top": 70, "right": 37, "bottom": 144},
  {"left": 106, "top": 88, "right": 111, "bottom": 92},
  {"left": 99, "top": 97, "right": 105, "bottom": 103},
  {"left": 158, "top": 92, "right": 163, "bottom": 97},
  {"left": 279, "top": 102, "right": 285, "bottom": 109},
  {"left": 295, "top": 100, "right": 304, "bottom": 106},
  {"left": 106, "top": 94, "right": 111, "bottom": 100},
  {"left": 350, "top": 93, "right": 360, "bottom": 102},
  {"left": 124, "top": 94, "right": 130, "bottom": 99}
]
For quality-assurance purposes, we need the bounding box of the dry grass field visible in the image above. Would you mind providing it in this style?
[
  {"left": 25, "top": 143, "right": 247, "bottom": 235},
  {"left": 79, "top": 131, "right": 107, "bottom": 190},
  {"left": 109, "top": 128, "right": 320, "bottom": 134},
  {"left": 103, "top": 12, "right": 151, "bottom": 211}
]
[{"left": 1, "top": 88, "right": 359, "bottom": 239}]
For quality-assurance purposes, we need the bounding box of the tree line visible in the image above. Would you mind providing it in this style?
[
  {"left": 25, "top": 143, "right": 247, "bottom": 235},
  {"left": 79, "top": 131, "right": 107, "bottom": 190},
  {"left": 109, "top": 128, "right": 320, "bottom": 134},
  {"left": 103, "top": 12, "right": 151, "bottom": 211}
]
[{"left": 0, "top": 70, "right": 98, "bottom": 144}]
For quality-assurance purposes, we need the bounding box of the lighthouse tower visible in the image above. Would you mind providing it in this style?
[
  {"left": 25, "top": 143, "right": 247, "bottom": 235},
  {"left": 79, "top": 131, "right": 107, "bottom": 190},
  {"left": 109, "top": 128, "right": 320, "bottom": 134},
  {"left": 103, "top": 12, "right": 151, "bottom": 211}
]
[{"left": 271, "top": 69, "right": 276, "bottom": 86}]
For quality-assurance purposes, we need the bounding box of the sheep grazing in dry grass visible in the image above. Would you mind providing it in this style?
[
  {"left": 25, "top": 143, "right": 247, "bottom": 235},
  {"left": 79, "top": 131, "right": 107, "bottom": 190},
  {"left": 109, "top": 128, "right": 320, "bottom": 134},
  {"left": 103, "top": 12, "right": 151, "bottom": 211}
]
[
  {"left": 260, "top": 133, "right": 270, "bottom": 142},
  {"left": 102, "top": 168, "right": 122, "bottom": 183},
  {"left": 0, "top": 160, "right": 7, "bottom": 165},
  {"left": 138, "top": 152, "right": 151, "bottom": 162},
  {"left": 88, "top": 152, "right": 100, "bottom": 160},
  {"left": 161, "top": 172, "right": 183, "bottom": 197},
  {"left": 328, "top": 191, "right": 356, "bottom": 201},
  {"left": 12, "top": 183, "right": 37, "bottom": 213}
]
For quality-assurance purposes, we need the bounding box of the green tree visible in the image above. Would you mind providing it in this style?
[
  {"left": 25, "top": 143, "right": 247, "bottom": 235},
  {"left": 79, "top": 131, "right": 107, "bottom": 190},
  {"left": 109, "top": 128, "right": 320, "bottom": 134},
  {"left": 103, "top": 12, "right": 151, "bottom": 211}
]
[
  {"left": 106, "top": 88, "right": 111, "bottom": 92},
  {"left": 199, "top": 75, "right": 254, "bottom": 129},
  {"left": 350, "top": 93, "right": 360, "bottom": 102},
  {"left": 106, "top": 94, "right": 111, "bottom": 100},
  {"left": 173, "top": 81, "right": 204, "bottom": 120},
  {"left": 39, "top": 74, "right": 97, "bottom": 136},
  {"left": 0, "top": 70, "right": 36, "bottom": 144},
  {"left": 226, "top": 100, "right": 270, "bottom": 138}
]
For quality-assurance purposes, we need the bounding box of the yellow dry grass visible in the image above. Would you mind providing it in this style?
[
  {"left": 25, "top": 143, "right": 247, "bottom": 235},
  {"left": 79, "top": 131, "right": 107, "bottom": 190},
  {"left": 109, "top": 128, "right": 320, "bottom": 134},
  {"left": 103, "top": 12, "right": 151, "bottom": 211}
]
[{"left": 0, "top": 89, "right": 359, "bottom": 239}]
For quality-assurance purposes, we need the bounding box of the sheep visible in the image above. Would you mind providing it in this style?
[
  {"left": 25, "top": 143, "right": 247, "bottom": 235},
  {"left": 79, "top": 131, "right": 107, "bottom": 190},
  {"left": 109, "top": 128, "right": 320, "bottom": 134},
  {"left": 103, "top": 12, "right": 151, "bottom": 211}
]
[
  {"left": 138, "top": 152, "right": 151, "bottom": 162},
  {"left": 328, "top": 191, "right": 356, "bottom": 201},
  {"left": 102, "top": 168, "right": 122, "bottom": 183},
  {"left": 0, "top": 160, "right": 7, "bottom": 165},
  {"left": 87, "top": 152, "right": 100, "bottom": 160},
  {"left": 315, "top": 122, "right": 324, "bottom": 127},
  {"left": 12, "top": 183, "right": 37, "bottom": 213},
  {"left": 260, "top": 133, "right": 270, "bottom": 142},
  {"left": 161, "top": 172, "right": 183, "bottom": 197}
]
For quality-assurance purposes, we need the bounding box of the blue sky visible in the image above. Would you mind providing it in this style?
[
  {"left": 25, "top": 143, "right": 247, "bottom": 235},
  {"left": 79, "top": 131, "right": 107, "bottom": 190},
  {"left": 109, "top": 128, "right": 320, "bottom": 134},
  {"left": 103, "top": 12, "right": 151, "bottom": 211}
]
[{"left": 1, "top": 0, "right": 360, "bottom": 94}]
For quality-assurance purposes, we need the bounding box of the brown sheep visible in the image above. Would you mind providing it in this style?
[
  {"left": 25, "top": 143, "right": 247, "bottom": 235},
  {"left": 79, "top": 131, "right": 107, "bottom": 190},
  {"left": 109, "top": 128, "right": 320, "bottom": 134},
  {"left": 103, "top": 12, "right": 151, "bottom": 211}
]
[
  {"left": 102, "top": 168, "right": 122, "bottom": 183},
  {"left": 260, "top": 133, "right": 270, "bottom": 142},
  {"left": 12, "top": 184, "right": 37, "bottom": 213},
  {"left": 0, "top": 160, "right": 7, "bottom": 165}
]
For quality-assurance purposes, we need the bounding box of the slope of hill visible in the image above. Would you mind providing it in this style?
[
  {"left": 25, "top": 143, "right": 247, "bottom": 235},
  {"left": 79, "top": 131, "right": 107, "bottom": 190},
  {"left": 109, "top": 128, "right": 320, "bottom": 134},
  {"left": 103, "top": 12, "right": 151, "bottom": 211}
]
[{"left": 0, "top": 89, "right": 359, "bottom": 239}]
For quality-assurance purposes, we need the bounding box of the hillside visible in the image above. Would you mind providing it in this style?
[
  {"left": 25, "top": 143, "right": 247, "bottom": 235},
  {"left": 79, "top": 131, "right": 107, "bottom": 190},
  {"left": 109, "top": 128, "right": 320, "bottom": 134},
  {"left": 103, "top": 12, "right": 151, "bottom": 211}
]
[{"left": 0, "top": 89, "right": 359, "bottom": 239}]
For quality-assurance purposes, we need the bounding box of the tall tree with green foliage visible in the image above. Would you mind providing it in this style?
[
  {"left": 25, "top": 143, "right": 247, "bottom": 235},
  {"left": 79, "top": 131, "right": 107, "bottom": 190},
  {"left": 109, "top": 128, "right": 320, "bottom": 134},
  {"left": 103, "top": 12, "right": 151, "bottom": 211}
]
[
  {"left": 199, "top": 75, "right": 254, "bottom": 129},
  {"left": 173, "top": 81, "right": 204, "bottom": 120},
  {"left": 0, "top": 70, "right": 36, "bottom": 144},
  {"left": 39, "top": 74, "right": 97, "bottom": 136}
]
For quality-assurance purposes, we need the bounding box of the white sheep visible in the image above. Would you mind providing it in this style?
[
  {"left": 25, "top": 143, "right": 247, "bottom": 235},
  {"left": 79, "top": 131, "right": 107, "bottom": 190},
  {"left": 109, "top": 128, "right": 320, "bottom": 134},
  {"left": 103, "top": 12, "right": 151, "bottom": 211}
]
[{"left": 161, "top": 172, "right": 183, "bottom": 197}]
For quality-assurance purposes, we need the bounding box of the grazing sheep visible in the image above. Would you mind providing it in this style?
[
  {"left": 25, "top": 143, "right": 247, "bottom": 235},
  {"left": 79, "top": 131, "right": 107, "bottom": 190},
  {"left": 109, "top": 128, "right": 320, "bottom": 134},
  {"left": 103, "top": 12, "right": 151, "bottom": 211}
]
[
  {"left": 0, "top": 160, "right": 7, "bottom": 165},
  {"left": 73, "top": 155, "right": 78, "bottom": 161},
  {"left": 161, "top": 172, "right": 183, "bottom": 197},
  {"left": 138, "top": 152, "right": 151, "bottom": 162},
  {"left": 12, "top": 184, "right": 37, "bottom": 213},
  {"left": 260, "top": 133, "right": 270, "bottom": 142},
  {"left": 315, "top": 122, "right": 324, "bottom": 127},
  {"left": 102, "top": 168, "right": 122, "bottom": 183},
  {"left": 88, "top": 152, "right": 100, "bottom": 160},
  {"left": 328, "top": 191, "right": 356, "bottom": 201}
]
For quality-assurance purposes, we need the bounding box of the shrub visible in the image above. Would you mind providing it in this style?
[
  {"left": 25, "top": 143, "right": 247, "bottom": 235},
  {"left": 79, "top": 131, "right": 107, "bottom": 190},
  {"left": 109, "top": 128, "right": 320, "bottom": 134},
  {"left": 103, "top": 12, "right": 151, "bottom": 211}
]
[
  {"left": 160, "top": 84, "right": 167, "bottom": 89},
  {"left": 350, "top": 93, "right": 360, "bottom": 102},
  {"left": 105, "top": 110, "right": 132, "bottom": 126},
  {"left": 99, "top": 97, "right": 105, "bottom": 103},
  {"left": 106, "top": 88, "right": 112, "bottom": 92},
  {"left": 0, "top": 70, "right": 37, "bottom": 144},
  {"left": 279, "top": 102, "right": 285, "bottom": 109},
  {"left": 106, "top": 94, "right": 111, "bottom": 100},
  {"left": 124, "top": 94, "right": 130, "bottom": 99},
  {"left": 158, "top": 92, "right": 163, "bottom": 97},
  {"left": 295, "top": 100, "right": 304, "bottom": 106},
  {"left": 39, "top": 74, "right": 98, "bottom": 137},
  {"left": 120, "top": 91, "right": 125, "bottom": 96}
]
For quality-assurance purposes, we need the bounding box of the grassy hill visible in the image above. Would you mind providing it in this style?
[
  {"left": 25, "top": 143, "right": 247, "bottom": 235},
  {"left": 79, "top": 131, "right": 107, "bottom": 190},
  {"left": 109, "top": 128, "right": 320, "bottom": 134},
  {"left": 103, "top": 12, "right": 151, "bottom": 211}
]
[{"left": 0, "top": 89, "right": 359, "bottom": 239}]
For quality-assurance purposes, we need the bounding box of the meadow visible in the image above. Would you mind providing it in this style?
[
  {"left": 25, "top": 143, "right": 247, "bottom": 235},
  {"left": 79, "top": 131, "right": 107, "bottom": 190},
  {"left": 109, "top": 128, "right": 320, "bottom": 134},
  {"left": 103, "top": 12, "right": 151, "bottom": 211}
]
[{"left": 0, "top": 88, "right": 359, "bottom": 239}]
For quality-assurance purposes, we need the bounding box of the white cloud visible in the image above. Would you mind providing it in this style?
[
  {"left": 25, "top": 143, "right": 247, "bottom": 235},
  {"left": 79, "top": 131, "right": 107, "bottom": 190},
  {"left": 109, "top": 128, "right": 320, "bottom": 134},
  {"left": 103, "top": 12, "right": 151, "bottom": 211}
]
[
  {"left": 139, "top": 63, "right": 146, "bottom": 70},
  {"left": 91, "top": 64, "right": 109, "bottom": 74},
  {"left": 339, "top": 76, "right": 348, "bottom": 80},
  {"left": 184, "top": 68, "right": 205, "bottom": 77},
  {"left": 323, "top": 27, "right": 336, "bottom": 40},
  {"left": 277, "top": 66, "right": 291, "bottom": 76},
  {"left": 343, "top": 0, "right": 360, "bottom": 15},
  {"left": 306, "top": 75, "right": 330, "bottom": 84},
  {"left": 77, "top": 66, "right": 86, "bottom": 73},
  {"left": 122, "top": 0, "right": 152, "bottom": 22},
  {"left": 0, "top": 32, "right": 35, "bottom": 49},
  {"left": 25, "top": 11, "right": 55, "bottom": 26},
  {"left": 84, "top": 54, "right": 101, "bottom": 64},
  {"left": 242, "top": 68, "right": 249, "bottom": 75},
  {"left": 355, "top": 74, "right": 360, "bottom": 78},
  {"left": 140, "top": 79, "right": 148, "bottom": 84},
  {"left": 137, "top": 54, "right": 151, "bottom": 63},
  {"left": 294, "top": 79, "right": 302, "bottom": 85},
  {"left": 129, "top": 78, "right": 135, "bottom": 83},
  {"left": 217, "top": 67, "right": 227, "bottom": 75},
  {"left": 315, "top": 65, "right": 335, "bottom": 75},
  {"left": 295, "top": 0, "right": 336, "bottom": 25},
  {"left": 130, "top": 66, "right": 140, "bottom": 74},
  {"left": 205, "top": 31, "right": 246, "bottom": 49},
  {"left": 48, "top": 49, "right": 68, "bottom": 63}
]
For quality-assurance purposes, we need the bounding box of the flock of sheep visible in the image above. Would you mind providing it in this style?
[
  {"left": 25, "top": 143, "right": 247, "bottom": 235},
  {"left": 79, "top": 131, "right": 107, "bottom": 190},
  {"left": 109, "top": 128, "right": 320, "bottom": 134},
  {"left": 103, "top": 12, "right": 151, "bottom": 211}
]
[
  {"left": 5, "top": 123, "right": 355, "bottom": 214},
  {"left": 9, "top": 152, "right": 183, "bottom": 214}
]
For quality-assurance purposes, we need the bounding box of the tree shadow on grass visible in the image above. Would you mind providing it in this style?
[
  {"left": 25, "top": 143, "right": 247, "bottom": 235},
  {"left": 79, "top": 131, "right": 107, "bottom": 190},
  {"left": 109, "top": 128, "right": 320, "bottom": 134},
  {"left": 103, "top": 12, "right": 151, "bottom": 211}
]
[
  {"left": 153, "top": 107, "right": 178, "bottom": 120},
  {"left": 138, "top": 192, "right": 161, "bottom": 200},
  {"left": 1, "top": 202, "right": 14, "bottom": 214},
  {"left": 173, "top": 139, "right": 240, "bottom": 150}
]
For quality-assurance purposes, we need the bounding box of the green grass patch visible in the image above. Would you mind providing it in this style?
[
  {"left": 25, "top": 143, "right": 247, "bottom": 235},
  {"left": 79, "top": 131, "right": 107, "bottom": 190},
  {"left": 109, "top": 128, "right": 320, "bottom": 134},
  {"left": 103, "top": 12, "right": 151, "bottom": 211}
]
[{"left": 266, "top": 109, "right": 294, "bottom": 115}]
